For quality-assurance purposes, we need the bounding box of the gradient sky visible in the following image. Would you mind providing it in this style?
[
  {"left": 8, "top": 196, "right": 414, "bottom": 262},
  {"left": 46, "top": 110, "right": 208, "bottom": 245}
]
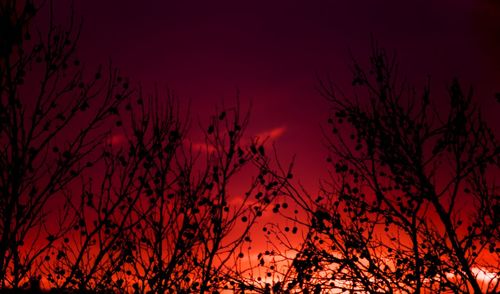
[{"left": 48, "top": 0, "right": 500, "bottom": 189}]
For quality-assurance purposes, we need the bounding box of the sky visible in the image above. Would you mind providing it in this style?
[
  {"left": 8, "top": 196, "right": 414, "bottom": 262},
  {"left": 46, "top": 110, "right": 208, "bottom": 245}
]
[
  {"left": 14, "top": 0, "right": 500, "bottom": 289},
  {"left": 49, "top": 0, "right": 500, "bottom": 189}
]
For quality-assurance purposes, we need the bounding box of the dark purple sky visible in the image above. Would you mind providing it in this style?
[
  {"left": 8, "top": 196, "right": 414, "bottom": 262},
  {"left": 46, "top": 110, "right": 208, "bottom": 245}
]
[{"left": 50, "top": 0, "right": 500, "bottom": 187}]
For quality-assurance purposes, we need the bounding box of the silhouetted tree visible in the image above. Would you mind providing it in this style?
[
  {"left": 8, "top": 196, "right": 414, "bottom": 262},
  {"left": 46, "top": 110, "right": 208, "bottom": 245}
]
[
  {"left": 0, "top": 0, "right": 130, "bottom": 289},
  {"left": 36, "top": 96, "right": 287, "bottom": 293},
  {"left": 123, "top": 102, "right": 286, "bottom": 294},
  {"left": 1, "top": 1, "right": 287, "bottom": 292},
  {"left": 269, "top": 47, "right": 499, "bottom": 293}
]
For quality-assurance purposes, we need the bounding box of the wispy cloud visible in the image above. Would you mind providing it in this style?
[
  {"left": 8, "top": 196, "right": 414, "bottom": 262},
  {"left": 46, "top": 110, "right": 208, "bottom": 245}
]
[
  {"left": 256, "top": 126, "right": 286, "bottom": 141},
  {"left": 182, "top": 126, "right": 286, "bottom": 154},
  {"left": 190, "top": 141, "right": 216, "bottom": 153},
  {"left": 106, "top": 134, "right": 126, "bottom": 147}
]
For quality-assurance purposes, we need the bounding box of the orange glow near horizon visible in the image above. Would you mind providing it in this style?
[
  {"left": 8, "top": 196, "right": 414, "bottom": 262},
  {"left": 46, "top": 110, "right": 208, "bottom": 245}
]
[{"left": 1, "top": 0, "right": 499, "bottom": 292}]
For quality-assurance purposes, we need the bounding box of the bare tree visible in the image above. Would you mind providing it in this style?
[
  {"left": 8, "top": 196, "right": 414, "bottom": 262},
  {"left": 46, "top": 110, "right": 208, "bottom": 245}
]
[
  {"left": 262, "top": 47, "right": 499, "bottom": 294},
  {"left": 1, "top": 1, "right": 287, "bottom": 292},
  {"left": 0, "top": 0, "right": 131, "bottom": 289},
  {"left": 39, "top": 93, "right": 173, "bottom": 292},
  {"left": 37, "top": 96, "right": 287, "bottom": 293},
  {"left": 123, "top": 101, "right": 286, "bottom": 294}
]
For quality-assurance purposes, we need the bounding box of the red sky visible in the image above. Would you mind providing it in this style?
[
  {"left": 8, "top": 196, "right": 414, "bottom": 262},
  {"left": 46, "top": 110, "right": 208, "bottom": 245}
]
[
  {"left": 44, "top": 0, "right": 500, "bottom": 191},
  {"left": 18, "top": 0, "right": 499, "bottom": 289}
]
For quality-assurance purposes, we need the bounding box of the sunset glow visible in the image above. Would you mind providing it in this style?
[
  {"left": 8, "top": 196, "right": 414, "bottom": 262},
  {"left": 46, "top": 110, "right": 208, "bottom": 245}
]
[{"left": 0, "top": 0, "right": 499, "bottom": 293}]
